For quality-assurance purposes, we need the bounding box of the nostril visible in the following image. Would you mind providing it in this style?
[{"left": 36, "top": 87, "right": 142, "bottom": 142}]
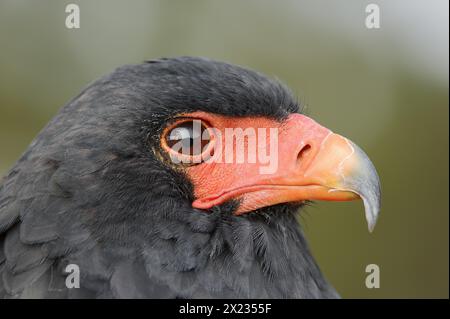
[{"left": 297, "top": 144, "right": 312, "bottom": 165}]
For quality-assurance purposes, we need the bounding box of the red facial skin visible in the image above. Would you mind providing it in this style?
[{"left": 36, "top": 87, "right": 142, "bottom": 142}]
[{"left": 162, "top": 111, "right": 362, "bottom": 214}]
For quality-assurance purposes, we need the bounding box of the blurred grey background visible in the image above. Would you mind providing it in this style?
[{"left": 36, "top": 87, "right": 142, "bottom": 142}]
[{"left": 0, "top": 0, "right": 448, "bottom": 298}]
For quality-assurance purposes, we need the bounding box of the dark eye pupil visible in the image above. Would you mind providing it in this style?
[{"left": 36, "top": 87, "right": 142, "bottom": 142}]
[{"left": 166, "top": 120, "right": 210, "bottom": 156}]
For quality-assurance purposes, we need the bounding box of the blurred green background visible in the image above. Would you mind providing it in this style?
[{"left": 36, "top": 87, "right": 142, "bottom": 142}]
[{"left": 0, "top": 0, "right": 448, "bottom": 298}]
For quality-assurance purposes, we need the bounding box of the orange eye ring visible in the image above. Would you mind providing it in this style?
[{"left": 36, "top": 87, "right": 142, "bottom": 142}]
[{"left": 160, "top": 118, "right": 216, "bottom": 165}]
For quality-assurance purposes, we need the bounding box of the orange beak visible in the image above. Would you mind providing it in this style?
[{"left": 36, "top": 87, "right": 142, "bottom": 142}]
[{"left": 188, "top": 113, "right": 381, "bottom": 232}]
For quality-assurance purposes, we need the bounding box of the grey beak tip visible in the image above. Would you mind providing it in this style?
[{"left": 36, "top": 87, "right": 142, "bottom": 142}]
[
  {"left": 362, "top": 176, "right": 381, "bottom": 233},
  {"left": 361, "top": 178, "right": 381, "bottom": 233},
  {"left": 366, "top": 209, "right": 376, "bottom": 232},
  {"left": 348, "top": 141, "right": 382, "bottom": 233}
]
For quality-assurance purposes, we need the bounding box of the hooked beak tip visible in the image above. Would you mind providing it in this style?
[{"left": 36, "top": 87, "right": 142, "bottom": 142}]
[
  {"left": 364, "top": 195, "right": 380, "bottom": 233},
  {"left": 343, "top": 141, "right": 381, "bottom": 232}
]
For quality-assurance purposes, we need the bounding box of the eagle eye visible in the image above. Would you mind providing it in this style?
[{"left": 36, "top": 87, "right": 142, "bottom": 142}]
[{"left": 161, "top": 119, "right": 214, "bottom": 163}]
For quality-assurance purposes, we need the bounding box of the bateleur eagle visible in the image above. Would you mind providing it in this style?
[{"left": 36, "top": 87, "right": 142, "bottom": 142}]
[{"left": 0, "top": 57, "right": 380, "bottom": 298}]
